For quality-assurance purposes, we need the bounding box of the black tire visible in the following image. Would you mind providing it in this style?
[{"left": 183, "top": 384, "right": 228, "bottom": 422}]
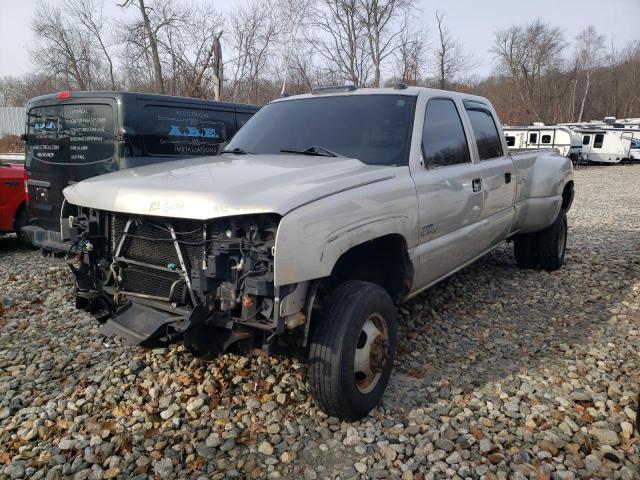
[
  {"left": 13, "top": 205, "right": 32, "bottom": 246},
  {"left": 308, "top": 280, "right": 397, "bottom": 420},
  {"left": 514, "top": 232, "right": 539, "bottom": 269},
  {"left": 538, "top": 209, "right": 568, "bottom": 271}
]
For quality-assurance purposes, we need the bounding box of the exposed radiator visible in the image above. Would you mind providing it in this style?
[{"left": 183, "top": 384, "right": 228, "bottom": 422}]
[{"left": 109, "top": 214, "right": 205, "bottom": 303}]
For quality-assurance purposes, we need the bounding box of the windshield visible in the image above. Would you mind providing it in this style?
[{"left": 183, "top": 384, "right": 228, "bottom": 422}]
[
  {"left": 226, "top": 94, "right": 416, "bottom": 166},
  {"left": 26, "top": 103, "right": 116, "bottom": 178}
]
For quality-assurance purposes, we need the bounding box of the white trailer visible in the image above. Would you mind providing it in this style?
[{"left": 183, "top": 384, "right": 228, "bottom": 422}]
[
  {"left": 605, "top": 125, "right": 640, "bottom": 160},
  {"left": 575, "top": 128, "right": 627, "bottom": 163},
  {"left": 503, "top": 125, "right": 582, "bottom": 162}
]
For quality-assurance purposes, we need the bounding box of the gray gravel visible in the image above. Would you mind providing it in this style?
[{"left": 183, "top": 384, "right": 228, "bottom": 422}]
[{"left": 1, "top": 165, "right": 639, "bottom": 480}]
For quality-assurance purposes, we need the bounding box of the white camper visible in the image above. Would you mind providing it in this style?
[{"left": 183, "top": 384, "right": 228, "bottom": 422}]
[
  {"left": 503, "top": 125, "right": 582, "bottom": 162},
  {"left": 629, "top": 138, "right": 640, "bottom": 160},
  {"left": 606, "top": 125, "right": 640, "bottom": 160},
  {"left": 564, "top": 120, "right": 640, "bottom": 160},
  {"left": 576, "top": 129, "right": 626, "bottom": 163}
]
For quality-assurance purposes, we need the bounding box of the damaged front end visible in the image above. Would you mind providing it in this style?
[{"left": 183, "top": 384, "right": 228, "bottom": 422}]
[{"left": 68, "top": 208, "right": 297, "bottom": 358}]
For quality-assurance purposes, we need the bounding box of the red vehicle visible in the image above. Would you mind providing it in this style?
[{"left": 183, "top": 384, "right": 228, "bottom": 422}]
[{"left": 0, "top": 161, "right": 29, "bottom": 240}]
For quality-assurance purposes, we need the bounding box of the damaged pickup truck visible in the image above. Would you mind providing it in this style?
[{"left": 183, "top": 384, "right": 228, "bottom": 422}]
[{"left": 63, "top": 86, "right": 574, "bottom": 420}]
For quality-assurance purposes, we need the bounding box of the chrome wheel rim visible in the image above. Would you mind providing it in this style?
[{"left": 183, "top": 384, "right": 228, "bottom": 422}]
[{"left": 354, "top": 313, "right": 388, "bottom": 394}]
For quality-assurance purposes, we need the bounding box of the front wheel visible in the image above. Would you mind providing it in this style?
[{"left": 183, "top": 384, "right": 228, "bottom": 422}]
[{"left": 308, "top": 280, "right": 397, "bottom": 420}]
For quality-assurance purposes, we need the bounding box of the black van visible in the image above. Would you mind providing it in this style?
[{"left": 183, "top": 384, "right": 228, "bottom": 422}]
[{"left": 22, "top": 91, "right": 259, "bottom": 250}]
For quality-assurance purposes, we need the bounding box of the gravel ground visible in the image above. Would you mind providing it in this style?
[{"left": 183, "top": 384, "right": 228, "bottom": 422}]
[{"left": 1, "top": 164, "right": 638, "bottom": 480}]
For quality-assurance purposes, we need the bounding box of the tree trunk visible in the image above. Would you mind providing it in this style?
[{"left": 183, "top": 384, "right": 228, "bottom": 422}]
[
  {"left": 137, "top": 0, "right": 164, "bottom": 94},
  {"left": 211, "top": 34, "right": 223, "bottom": 100},
  {"left": 577, "top": 70, "right": 591, "bottom": 122}
]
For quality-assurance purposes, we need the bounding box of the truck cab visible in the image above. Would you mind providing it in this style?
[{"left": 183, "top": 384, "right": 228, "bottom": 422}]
[{"left": 0, "top": 160, "right": 28, "bottom": 239}]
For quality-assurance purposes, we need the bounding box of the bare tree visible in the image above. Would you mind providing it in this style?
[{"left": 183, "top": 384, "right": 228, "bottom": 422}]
[
  {"left": 156, "top": 2, "right": 225, "bottom": 99},
  {"left": 357, "top": 0, "right": 415, "bottom": 87},
  {"left": 64, "top": 0, "right": 117, "bottom": 90},
  {"left": 311, "top": 0, "right": 371, "bottom": 87},
  {"left": 433, "top": 12, "right": 474, "bottom": 90},
  {"left": 393, "top": 10, "right": 427, "bottom": 85},
  {"left": 119, "top": 0, "right": 174, "bottom": 94},
  {"left": 492, "top": 19, "right": 564, "bottom": 121},
  {"left": 573, "top": 25, "right": 605, "bottom": 122},
  {"left": 226, "top": 0, "right": 281, "bottom": 103},
  {"left": 30, "top": 3, "right": 97, "bottom": 90},
  {"left": 274, "top": 0, "right": 315, "bottom": 95}
]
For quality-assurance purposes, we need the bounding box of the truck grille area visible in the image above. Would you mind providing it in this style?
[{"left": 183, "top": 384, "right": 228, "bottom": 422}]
[
  {"left": 110, "top": 214, "right": 205, "bottom": 303},
  {"left": 121, "top": 264, "right": 188, "bottom": 303}
]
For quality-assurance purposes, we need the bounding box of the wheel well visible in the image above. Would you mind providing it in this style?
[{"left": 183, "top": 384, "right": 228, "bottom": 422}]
[
  {"left": 326, "top": 234, "right": 413, "bottom": 304},
  {"left": 13, "top": 201, "right": 27, "bottom": 231},
  {"left": 562, "top": 181, "right": 574, "bottom": 211}
]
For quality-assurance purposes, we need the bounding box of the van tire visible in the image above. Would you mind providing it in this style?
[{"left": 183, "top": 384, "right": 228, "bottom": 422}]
[
  {"left": 538, "top": 209, "right": 568, "bottom": 271},
  {"left": 308, "top": 280, "right": 397, "bottom": 420},
  {"left": 514, "top": 233, "right": 539, "bottom": 269}
]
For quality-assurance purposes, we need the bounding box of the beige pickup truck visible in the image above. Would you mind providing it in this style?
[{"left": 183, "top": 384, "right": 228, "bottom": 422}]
[{"left": 64, "top": 86, "right": 574, "bottom": 420}]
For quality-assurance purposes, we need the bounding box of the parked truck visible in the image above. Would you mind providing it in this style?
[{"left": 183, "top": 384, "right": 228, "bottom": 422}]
[
  {"left": 63, "top": 86, "right": 574, "bottom": 420},
  {"left": 0, "top": 160, "right": 28, "bottom": 241}
]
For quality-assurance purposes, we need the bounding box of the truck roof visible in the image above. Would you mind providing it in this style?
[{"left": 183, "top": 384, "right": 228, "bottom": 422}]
[
  {"left": 503, "top": 125, "right": 575, "bottom": 133},
  {"left": 273, "top": 86, "right": 493, "bottom": 105},
  {"left": 26, "top": 91, "right": 260, "bottom": 112}
]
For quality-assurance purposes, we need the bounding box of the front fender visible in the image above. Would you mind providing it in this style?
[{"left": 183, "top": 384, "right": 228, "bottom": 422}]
[{"left": 273, "top": 172, "right": 418, "bottom": 286}]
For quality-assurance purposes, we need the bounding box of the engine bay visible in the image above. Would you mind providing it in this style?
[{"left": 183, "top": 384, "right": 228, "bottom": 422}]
[{"left": 69, "top": 208, "right": 284, "bottom": 354}]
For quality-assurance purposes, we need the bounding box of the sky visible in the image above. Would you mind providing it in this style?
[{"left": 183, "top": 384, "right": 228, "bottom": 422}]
[{"left": 0, "top": 0, "right": 639, "bottom": 79}]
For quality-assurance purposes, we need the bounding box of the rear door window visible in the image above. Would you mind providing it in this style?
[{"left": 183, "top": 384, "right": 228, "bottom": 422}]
[
  {"left": 140, "top": 105, "right": 233, "bottom": 156},
  {"left": 27, "top": 103, "right": 115, "bottom": 176},
  {"left": 582, "top": 135, "right": 591, "bottom": 145},
  {"left": 529, "top": 133, "right": 538, "bottom": 144},
  {"left": 421, "top": 98, "right": 470, "bottom": 168},
  {"left": 594, "top": 134, "right": 604, "bottom": 148},
  {"left": 464, "top": 103, "right": 503, "bottom": 160}
]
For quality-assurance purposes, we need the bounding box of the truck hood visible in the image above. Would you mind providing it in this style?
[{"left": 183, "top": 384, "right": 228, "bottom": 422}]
[{"left": 63, "top": 154, "right": 396, "bottom": 220}]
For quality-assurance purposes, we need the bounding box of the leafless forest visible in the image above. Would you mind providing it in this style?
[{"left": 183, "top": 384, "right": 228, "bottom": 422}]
[{"left": 1, "top": 0, "right": 639, "bottom": 125}]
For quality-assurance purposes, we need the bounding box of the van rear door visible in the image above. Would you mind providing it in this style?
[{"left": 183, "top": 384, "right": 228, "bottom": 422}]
[{"left": 25, "top": 101, "right": 117, "bottom": 231}]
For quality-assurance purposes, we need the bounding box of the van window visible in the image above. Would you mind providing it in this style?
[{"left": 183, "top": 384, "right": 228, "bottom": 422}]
[
  {"left": 593, "top": 134, "right": 604, "bottom": 149},
  {"left": 140, "top": 105, "right": 231, "bottom": 156},
  {"left": 506, "top": 136, "right": 515, "bottom": 147},
  {"left": 236, "top": 112, "right": 253, "bottom": 129},
  {"left": 465, "top": 107, "right": 503, "bottom": 160},
  {"left": 541, "top": 134, "right": 551, "bottom": 144},
  {"left": 421, "top": 99, "right": 470, "bottom": 168},
  {"left": 582, "top": 135, "right": 591, "bottom": 145},
  {"left": 27, "top": 104, "right": 116, "bottom": 177},
  {"left": 529, "top": 133, "right": 538, "bottom": 144}
]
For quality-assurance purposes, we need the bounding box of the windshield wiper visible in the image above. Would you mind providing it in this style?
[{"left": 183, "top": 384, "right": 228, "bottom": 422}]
[
  {"left": 280, "top": 146, "right": 341, "bottom": 157},
  {"left": 221, "top": 147, "right": 252, "bottom": 154}
]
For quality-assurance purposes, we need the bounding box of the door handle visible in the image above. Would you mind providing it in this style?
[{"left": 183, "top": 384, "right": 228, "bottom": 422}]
[
  {"left": 472, "top": 178, "right": 482, "bottom": 192},
  {"left": 505, "top": 172, "right": 512, "bottom": 183}
]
